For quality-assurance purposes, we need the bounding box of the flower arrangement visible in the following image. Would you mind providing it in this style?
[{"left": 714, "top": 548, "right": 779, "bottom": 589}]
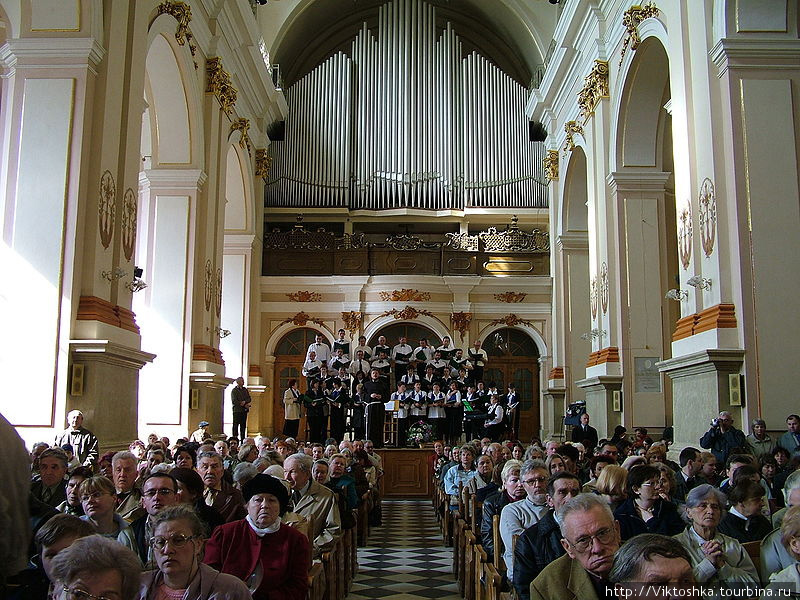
[{"left": 407, "top": 420, "right": 435, "bottom": 446}]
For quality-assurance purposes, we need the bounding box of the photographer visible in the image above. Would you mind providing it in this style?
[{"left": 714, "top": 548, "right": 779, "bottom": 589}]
[{"left": 700, "top": 411, "right": 748, "bottom": 466}]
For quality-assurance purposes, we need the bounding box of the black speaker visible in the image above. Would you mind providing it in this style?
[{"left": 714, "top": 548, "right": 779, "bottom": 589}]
[
  {"left": 529, "top": 121, "right": 547, "bottom": 142},
  {"left": 268, "top": 120, "right": 286, "bottom": 142}
]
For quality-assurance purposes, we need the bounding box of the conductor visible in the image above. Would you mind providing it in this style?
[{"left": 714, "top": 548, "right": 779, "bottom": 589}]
[{"left": 363, "top": 368, "right": 388, "bottom": 449}]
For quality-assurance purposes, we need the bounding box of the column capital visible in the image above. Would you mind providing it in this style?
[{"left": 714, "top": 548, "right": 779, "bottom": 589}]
[
  {"left": 556, "top": 232, "right": 589, "bottom": 251},
  {"left": 69, "top": 340, "right": 155, "bottom": 370},
  {"left": 606, "top": 170, "right": 670, "bottom": 194},
  {"left": 0, "top": 37, "right": 105, "bottom": 70},
  {"left": 139, "top": 168, "right": 207, "bottom": 192}
]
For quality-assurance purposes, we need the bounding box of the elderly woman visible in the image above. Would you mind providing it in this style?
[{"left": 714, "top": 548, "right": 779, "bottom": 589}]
[
  {"left": 78, "top": 476, "right": 137, "bottom": 552},
  {"left": 204, "top": 474, "right": 310, "bottom": 600},
  {"left": 170, "top": 467, "right": 225, "bottom": 534},
  {"left": 480, "top": 459, "right": 525, "bottom": 560},
  {"left": 463, "top": 454, "right": 497, "bottom": 500},
  {"left": 237, "top": 443, "right": 258, "bottom": 464},
  {"left": 443, "top": 445, "right": 478, "bottom": 509},
  {"left": 718, "top": 479, "right": 773, "bottom": 543},
  {"left": 595, "top": 464, "right": 628, "bottom": 512},
  {"left": 50, "top": 535, "right": 142, "bottom": 600},
  {"left": 140, "top": 505, "right": 250, "bottom": 599},
  {"left": 614, "top": 465, "right": 684, "bottom": 541},
  {"left": 766, "top": 505, "right": 800, "bottom": 592},
  {"left": 673, "top": 484, "right": 758, "bottom": 585},
  {"left": 173, "top": 445, "right": 197, "bottom": 470}
]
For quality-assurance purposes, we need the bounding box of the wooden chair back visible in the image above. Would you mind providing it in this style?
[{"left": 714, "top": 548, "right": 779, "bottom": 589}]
[
  {"left": 742, "top": 540, "right": 762, "bottom": 582},
  {"left": 492, "top": 513, "right": 504, "bottom": 572}
]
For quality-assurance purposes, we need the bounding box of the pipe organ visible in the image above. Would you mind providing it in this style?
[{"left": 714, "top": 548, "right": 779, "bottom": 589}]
[{"left": 265, "top": 0, "right": 547, "bottom": 211}]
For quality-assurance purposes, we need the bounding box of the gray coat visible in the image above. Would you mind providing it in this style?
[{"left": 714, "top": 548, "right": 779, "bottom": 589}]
[{"left": 139, "top": 562, "right": 251, "bottom": 600}]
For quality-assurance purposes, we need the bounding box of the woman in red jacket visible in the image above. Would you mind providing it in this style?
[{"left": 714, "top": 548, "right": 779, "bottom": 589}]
[{"left": 204, "top": 474, "right": 310, "bottom": 600}]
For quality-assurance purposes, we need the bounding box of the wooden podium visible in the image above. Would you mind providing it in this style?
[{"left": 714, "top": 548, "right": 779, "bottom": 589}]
[{"left": 375, "top": 448, "right": 431, "bottom": 497}]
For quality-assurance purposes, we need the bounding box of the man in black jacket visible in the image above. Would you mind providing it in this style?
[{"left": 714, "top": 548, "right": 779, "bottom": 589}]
[
  {"left": 480, "top": 459, "right": 525, "bottom": 559},
  {"left": 513, "top": 472, "right": 581, "bottom": 600},
  {"left": 130, "top": 473, "right": 180, "bottom": 566},
  {"left": 363, "top": 368, "right": 388, "bottom": 448},
  {"left": 570, "top": 412, "right": 598, "bottom": 451}
]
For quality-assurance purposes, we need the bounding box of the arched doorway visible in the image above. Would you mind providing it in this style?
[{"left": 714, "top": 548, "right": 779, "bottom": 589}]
[
  {"left": 367, "top": 323, "right": 442, "bottom": 349},
  {"left": 481, "top": 328, "right": 541, "bottom": 441},
  {"left": 272, "top": 327, "right": 325, "bottom": 436}
]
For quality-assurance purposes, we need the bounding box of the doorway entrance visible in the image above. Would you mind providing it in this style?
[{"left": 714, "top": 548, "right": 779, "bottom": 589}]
[{"left": 272, "top": 327, "right": 324, "bottom": 437}]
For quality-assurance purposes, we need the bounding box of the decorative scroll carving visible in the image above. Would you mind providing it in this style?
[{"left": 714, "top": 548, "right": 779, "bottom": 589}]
[
  {"left": 264, "top": 218, "right": 334, "bottom": 251},
  {"left": 98, "top": 170, "right": 116, "bottom": 250},
  {"left": 204, "top": 260, "right": 213, "bottom": 311},
  {"left": 494, "top": 292, "right": 527, "bottom": 303},
  {"left": 286, "top": 291, "right": 322, "bottom": 302},
  {"left": 590, "top": 276, "right": 598, "bottom": 319},
  {"left": 698, "top": 178, "right": 716, "bottom": 257},
  {"left": 563, "top": 121, "right": 584, "bottom": 152},
  {"left": 543, "top": 150, "right": 559, "bottom": 181},
  {"left": 678, "top": 202, "right": 693, "bottom": 269},
  {"left": 380, "top": 305, "right": 435, "bottom": 320},
  {"left": 335, "top": 233, "right": 367, "bottom": 250},
  {"left": 121, "top": 188, "right": 136, "bottom": 262},
  {"left": 489, "top": 314, "right": 534, "bottom": 328},
  {"left": 577, "top": 60, "right": 609, "bottom": 122},
  {"left": 156, "top": 0, "right": 197, "bottom": 68},
  {"left": 215, "top": 268, "right": 222, "bottom": 317},
  {"left": 255, "top": 149, "right": 272, "bottom": 181},
  {"left": 445, "top": 232, "right": 479, "bottom": 252},
  {"left": 478, "top": 216, "right": 550, "bottom": 252},
  {"left": 206, "top": 57, "right": 237, "bottom": 114},
  {"left": 379, "top": 289, "right": 431, "bottom": 302},
  {"left": 451, "top": 312, "right": 472, "bottom": 340},
  {"left": 231, "top": 119, "right": 252, "bottom": 156},
  {"left": 281, "top": 311, "right": 326, "bottom": 327},
  {"left": 600, "top": 262, "right": 609, "bottom": 315},
  {"left": 620, "top": 3, "right": 660, "bottom": 65},
  {"left": 341, "top": 311, "right": 362, "bottom": 335},
  {"left": 378, "top": 233, "right": 441, "bottom": 251}
]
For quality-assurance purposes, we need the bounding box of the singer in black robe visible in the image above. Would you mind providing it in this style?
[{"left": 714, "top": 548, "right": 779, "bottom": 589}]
[{"left": 362, "top": 369, "right": 389, "bottom": 448}]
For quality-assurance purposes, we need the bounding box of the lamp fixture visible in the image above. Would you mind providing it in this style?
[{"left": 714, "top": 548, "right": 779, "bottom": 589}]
[
  {"left": 580, "top": 328, "right": 607, "bottom": 341},
  {"left": 665, "top": 289, "right": 688, "bottom": 301},
  {"left": 101, "top": 267, "right": 127, "bottom": 282},
  {"left": 217, "top": 328, "right": 232, "bottom": 338},
  {"left": 125, "top": 266, "right": 147, "bottom": 293},
  {"left": 687, "top": 276, "right": 712, "bottom": 290}
]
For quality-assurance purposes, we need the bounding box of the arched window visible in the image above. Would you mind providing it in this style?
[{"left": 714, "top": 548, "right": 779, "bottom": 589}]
[
  {"left": 368, "top": 324, "right": 442, "bottom": 348},
  {"left": 481, "top": 328, "right": 540, "bottom": 358},
  {"left": 276, "top": 328, "right": 324, "bottom": 356}
]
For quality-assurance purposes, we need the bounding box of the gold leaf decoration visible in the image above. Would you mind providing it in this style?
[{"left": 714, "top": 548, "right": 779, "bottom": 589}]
[
  {"left": 620, "top": 3, "right": 660, "bottom": 65},
  {"left": 494, "top": 292, "right": 528, "bottom": 303},
  {"left": 489, "top": 314, "right": 534, "bottom": 328},
  {"left": 543, "top": 150, "right": 559, "bottom": 182},
  {"left": 577, "top": 60, "right": 609, "bottom": 122},
  {"left": 255, "top": 149, "right": 272, "bottom": 181},
  {"left": 98, "top": 170, "right": 116, "bottom": 250},
  {"left": 451, "top": 312, "right": 472, "bottom": 340},
  {"left": 231, "top": 118, "right": 252, "bottom": 156},
  {"left": 121, "top": 188, "right": 136, "bottom": 262},
  {"left": 698, "top": 178, "right": 716, "bottom": 258},
  {"left": 286, "top": 291, "right": 322, "bottom": 302},
  {"left": 563, "top": 121, "right": 584, "bottom": 152},
  {"left": 341, "top": 311, "right": 362, "bottom": 335},
  {"left": 206, "top": 57, "right": 237, "bottom": 115},
  {"left": 380, "top": 306, "right": 435, "bottom": 320},
  {"left": 379, "top": 289, "right": 431, "bottom": 302},
  {"left": 281, "top": 312, "right": 326, "bottom": 327}
]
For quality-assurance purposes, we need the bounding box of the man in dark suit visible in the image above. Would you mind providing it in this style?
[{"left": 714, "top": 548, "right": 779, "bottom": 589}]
[
  {"left": 530, "top": 493, "right": 621, "bottom": 600},
  {"left": 363, "top": 368, "right": 388, "bottom": 449},
  {"left": 197, "top": 451, "right": 246, "bottom": 523},
  {"left": 31, "top": 448, "right": 68, "bottom": 508},
  {"left": 570, "top": 412, "right": 598, "bottom": 451}
]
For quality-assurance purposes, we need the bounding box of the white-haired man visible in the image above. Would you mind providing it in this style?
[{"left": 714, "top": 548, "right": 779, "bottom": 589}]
[{"left": 53, "top": 410, "right": 99, "bottom": 468}]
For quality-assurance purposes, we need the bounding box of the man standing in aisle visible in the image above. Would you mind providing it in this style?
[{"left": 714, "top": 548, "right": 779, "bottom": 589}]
[
  {"left": 230, "top": 377, "right": 251, "bottom": 440},
  {"left": 53, "top": 410, "right": 99, "bottom": 468},
  {"left": 363, "top": 368, "right": 388, "bottom": 449},
  {"left": 777, "top": 414, "right": 800, "bottom": 455},
  {"left": 570, "top": 412, "right": 598, "bottom": 451},
  {"left": 700, "top": 410, "right": 748, "bottom": 465}
]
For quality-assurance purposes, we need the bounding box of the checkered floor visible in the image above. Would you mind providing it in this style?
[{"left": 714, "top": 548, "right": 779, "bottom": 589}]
[{"left": 349, "top": 499, "right": 460, "bottom": 600}]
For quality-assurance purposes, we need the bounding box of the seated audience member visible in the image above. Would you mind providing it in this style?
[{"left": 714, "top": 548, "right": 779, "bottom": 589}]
[
  {"left": 774, "top": 471, "right": 800, "bottom": 529},
  {"left": 57, "top": 466, "right": 93, "bottom": 516},
  {"left": 608, "top": 533, "right": 695, "bottom": 589},
  {"left": 748, "top": 418, "right": 777, "bottom": 460},
  {"left": 673, "top": 484, "right": 759, "bottom": 585},
  {"left": 140, "top": 504, "right": 251, "bottom": 600},
  {"left": 173, "top": 445, "right": 197, "bottom": 470},
  {"left": 595, "top": 464, "right": 628, "bottom": 512},
  {"left": 196, "top": 451, "right": 246, "bottom": 523},
  {"left": 237, "top": 443, "right": 258, "bottom": 464},
  {"left": 530, "top": 494, "right": 621, "bottom": 600},
  {"left": 313, "top": 459, "right": 330, "bottom": 485},
  {"left": 765, "top": 505, "right": 800, "bottom": 594},
  {"left": 328, "top": 454, "right": 358, "bottom": 511},
  {"left": 673, "top": 446, "right": 703, "bottom": 502},
  {"left": 546, "top": 453, "right": 566, "bottom": 475},
  {"left": 500, "top": 460, "right": 550, "bottom": 579},
  {"left": 130, "top": 473, "right": 180, "bottom": 567},
  {"left": 513, "top": 472, "right": 581, "bottom": 600},
  {"left": 233, "top": 462, "right": 258, "bottom": 490},
  {"left": 283, "top": 452, "right": 342, "bottom": 557},
  {"left": 555, "top": 445, "right": 580, "bottom": 477},
  {"left": 112, "top": 451, "right": 145, "bottom": 522},
  {"left": 170, "top": 467, "right": 226, "bottom": 533},
  {"left": 581, "top": 455, "right": 615, "bottom": 494},
  {"left": 50, "top": 537, "right": 141, "bottom": 600},
  {"left": 444, "top": 445, "right": 478, "bottom": 508},
  {"left": 762, "top": 455, "right": 784, "bottom": 509},
  {"left": 480, "top": 459, "right": 524, "bottom": 560},
  {"left": 654, "top": 462, "right": 680, "bottom": 504},
  {"left": 718, "top": 479, "right": 773, "bottom": 543},
  {"left": 614, "top": 465, "right": 684, "bottom": 541},
  {"left": 205, "top": 474, "right": 310, "bottom": 600},
  {"left": 463, "top": 454, "right": 497, "bottom": 501},
  {"left": 762, "top": 472, "right": 800, "bottom": 581},
  {"left": 32, "top": 448, "right": 69, "bottom": 508},
  {"left": 79, "top": 476, "right": 137, "bottom": 552}
]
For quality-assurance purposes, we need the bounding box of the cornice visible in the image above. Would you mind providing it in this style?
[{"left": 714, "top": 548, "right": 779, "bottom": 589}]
[
  {"left": 711, "top": 38, "right": 800, "bottom": 77},
  {"left": 0, "top": 37, "right": 105, "bottom": 70}
]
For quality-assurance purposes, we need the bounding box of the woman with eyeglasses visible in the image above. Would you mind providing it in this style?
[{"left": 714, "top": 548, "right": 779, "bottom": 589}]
[
  {"left": 673, "top": 484, "right": 758, "bottom": 585},
  {"left": 50, "top": 535, "right": 142, "bottom": 600},
  {"left": 613, "top": 465, "right": 684, "bottom": 541},
  {"left": 78, "top": 476, "right": 137, "bottom": 552},
  {"left": 169, "top": 468, "right": 225, "bottom": 535},
  {"left": 139, "top": 504, "right": 250, "bottom": 599}
]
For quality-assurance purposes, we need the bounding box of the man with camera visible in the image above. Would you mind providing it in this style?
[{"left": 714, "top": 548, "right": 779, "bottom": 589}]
[{"left": 699, "top": 411, "right": 748, "bottom": 466}]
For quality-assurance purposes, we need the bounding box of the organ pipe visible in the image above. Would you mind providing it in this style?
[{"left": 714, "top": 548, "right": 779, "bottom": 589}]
[{"left": 264, "top": 0, "right": 547, "bottom": 210}]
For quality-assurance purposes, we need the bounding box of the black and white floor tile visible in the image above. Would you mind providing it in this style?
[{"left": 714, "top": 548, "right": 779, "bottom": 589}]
[{"left": 349, "top": 499, "right": 461, "bottom": 600}]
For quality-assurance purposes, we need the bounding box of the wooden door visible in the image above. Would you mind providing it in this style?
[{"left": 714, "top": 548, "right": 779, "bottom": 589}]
[{"left": 272, "top": 327, "right": 324, "bottom": 439}]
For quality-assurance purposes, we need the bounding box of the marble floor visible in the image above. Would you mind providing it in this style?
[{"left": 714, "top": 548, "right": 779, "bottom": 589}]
[{"left": 348, "top": 499, "right": 461, "bottom": 600}]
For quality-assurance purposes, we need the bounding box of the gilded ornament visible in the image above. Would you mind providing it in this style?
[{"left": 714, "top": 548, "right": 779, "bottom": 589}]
[
  {"left": 255, "top": 149, "right": 272, "bottom": 181},
  {"left": 379, "top": 289, "right": 431, "bottom": 302},
  {"left": 678, "top": 202, "right": 693, "bottom": 270},
  {"left": 445, "top": 232, "right": 479, "bottom": 252},
  {"left": 620, "top": 3, "right": 660, "bottom": 65},
  {"left": 488, "top": 314, "right": 534, "bottom": 328},
  {"left": 98, "top": 170, "right": 116, "bottom": 250},
  {"left": 215, "top": 268, "right": 222, "bottom": 317},
  {"left": 156, "top": 1, "right": 198, "bottom": 68},
  {"left": 698, "top": 178, "right": 716, "bottom": 257},
  {"left": 577, "top": 60, "right": 609, "bottom": 122},
  {"left": 451, "top": 312, "right": 472, "bottom": 340},
  {"left": 494, "top": 292, "right": 528, "bottom": 303},
  {"left": 590, "top": 276, "right": 598, "bottom": 319},
  {"left": 281, "top": 311, "right": 326, "bottom": 327},
  {"left": 600, "top": 262, "right": 609, "bottom": 315},
  {"left": 478, "top": 216, "right": 550, "bottom": 252},
  {"left": 206, "top": 57, "right": 237, "bottom": 115},
  {"left": 286, "top": 291, "right": 322, "bottom": 302},
  {"left": 121, "top": 188, "right": 137, "bottom": 262},
  {"left": 380, "top": 305, "right": 435, "bottom": 320},
  {"left": 231, "top": 119, "right": 252, "bottom": 156},
  {"left": 341, "top": 311, "right": 362, "bottom": 335},
  {"left": 563, "top": 121, "right": 584, "bottom": 152},
  {"left": 543, "top": 150, "right": 559, "bottom": 182},
  {"left": 204, "top": 260, "right": 213, "bottom": 312}
]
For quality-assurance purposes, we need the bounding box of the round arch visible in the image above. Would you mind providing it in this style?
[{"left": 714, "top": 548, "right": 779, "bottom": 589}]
[
  {"left": 363, "top": 314, "right": 451, "bottom": 345},
  {"left": 264, "top": 322, "right": 334, "bottom": 358},
  {"left": 367, "top": 322, "right": 443, "bottom": 348},
  {"left": 477, "top": 323, "right": 548, "bottom": 359},
  {"left": 559, "top": 146, "right": 589, "bottom": 238},
  {"left": 223, "top": 142, "right": 252, "bottom": 232}
]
